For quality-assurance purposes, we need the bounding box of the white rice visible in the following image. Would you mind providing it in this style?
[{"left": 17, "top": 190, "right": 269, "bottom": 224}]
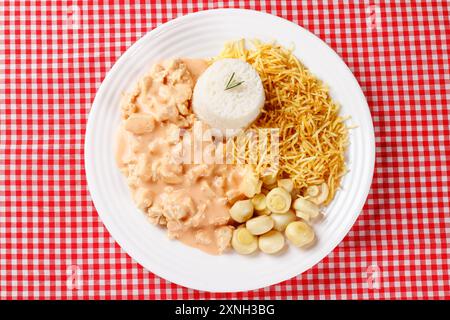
[{"left": 192, "top": 58, "right": 265, "bottom": 136}]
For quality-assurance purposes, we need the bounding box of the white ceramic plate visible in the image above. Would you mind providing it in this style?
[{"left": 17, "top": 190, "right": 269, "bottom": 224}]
[{"left": 85, "top": 9, "right": 375, "bottom": 292}]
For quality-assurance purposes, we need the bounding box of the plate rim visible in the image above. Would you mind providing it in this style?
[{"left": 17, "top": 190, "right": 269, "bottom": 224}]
[{"left": 84, "top": 8, "right": 375, "bottom": 292}]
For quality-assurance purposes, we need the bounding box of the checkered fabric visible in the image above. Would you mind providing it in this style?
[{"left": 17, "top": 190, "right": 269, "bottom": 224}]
[{"left": 1, "top": 0, "right": 449, "bottom": 300}]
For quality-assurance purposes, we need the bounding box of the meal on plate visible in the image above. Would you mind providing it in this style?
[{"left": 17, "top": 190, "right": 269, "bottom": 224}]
[{"left": 115, "top": 40, "right": 349, "bottom": 255}]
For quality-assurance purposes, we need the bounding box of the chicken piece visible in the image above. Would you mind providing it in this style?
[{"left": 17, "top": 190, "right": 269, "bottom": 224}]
[
  {"left": 187, "top": 164, "right": 213, "bottom": 183},
  {"left": 170, "top": 142, "right": 184, "bottom": 165},
  {"left": 165, "top": 59, "right": 182, "bottom": 72},
  {"left": 186, "top": 201, "right": 207, "bottom": 228},
  {"left": 213, "top": 164, "right": 227, "bottom": 176},
  {"left": 148, "top": 137, "right": 165, "bottom": 154},
  {"left": 215, "top": 226, "right": 234, "bottom": 254},
  {"left": 120, "top": 133, "right": 140, "bottom": 165},
  {"left": 121, "top": 86, "right": 140, "bottom": 104},
  {"left": 150, "top": 63, "right": 167, "bottom": 83},
  {"left": 216, "top": 197, "right": 228, "bottom": 206},
  {"left": 150, "top": 159, "right": 161, "bottom": 181},
  {"left": 227, "top": 167, "right": 244, "bottom": 184},
  {"left": 171, "top": 59, "right": 194, "bottom": 87},
  {"left": 170, "top": 197, "right": 195, "bottom": 220},
  {"left": 187, "top": 212, "right": 206, "bottom": 228},
  {"left": 157, "top": 84, "right": 171, "bottom": 103},
  {"left": 163, "top": 186, "right": 174, "bottom": 193},
  {"left": 226, "top": 189, "right": 245, "bottom": 204},
  {"left": 200, "top": 180, "right": 216, "bottom": 198},
  {"left": 121, "top": 102, "right": 137, "bottom": 119},
  {"left": 211, "top": 176, "right": 225, "bottom": 195},
  {"left": 166, "top": 66, "right": 185, "bottom": 85},
  {"left": 158, "top": 154, "right": 183, "bottom": 184},
  {"left": 126, "top": 166, "right": 140, "bottom": 188},
  {"left": 133, "top": 188, "right": 153, "bottom": 211},
  {"left": 195, "top": 230, "right": 212, "bottom": 245},
  {"left": 136, "top": 76, "right": 154, "bottom": 111},
  {"left": 120, "top": 88, "right": 140, "bottom": 119},
  {"left": 210, "top": 214, "right": 230, "bottom": 226},
  {"left": 166, "top": 123, "right": 180, "bottom": 144},
  {"left": 160, "top": 171, "right": 183, "bottom": 184},
  {"left": 152, "top": 103, "right": 179, "bottom": 122},
  {"left": 125, "top": 155, "right": 150, "bottom": 187},
  {"left": 173, "top": 83, "right": 192, "bottom": 104},
  {"left": 148, "top": 187, "right": 192, "bottom": 228},
  {"left": 135, "top": 154, "right": 152, "bottom": 182},
  {"left": 165, "top": 59, "right": 193, "bottom": 86},
  {"left": 124, "top": 114, "right": 155, "bottom": 135},
  {"left": 147, "top": 203, "right": 165, "bottom": 225},
  {"left": 166, "top": 220, "right": 184, "bottom": 239},
  {"left": 160, "top": 192, "right": 195, "bottom": 222}
]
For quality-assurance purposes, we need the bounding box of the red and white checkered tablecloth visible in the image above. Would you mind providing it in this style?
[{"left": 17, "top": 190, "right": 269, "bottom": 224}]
[{"left": 1, "top": 0, "right": 449, "bottom": 300}]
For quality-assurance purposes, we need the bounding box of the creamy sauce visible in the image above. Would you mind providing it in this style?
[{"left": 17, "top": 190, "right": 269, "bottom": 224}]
[{"left": 116, "top": 59, "right": 244, "bottom": 255}]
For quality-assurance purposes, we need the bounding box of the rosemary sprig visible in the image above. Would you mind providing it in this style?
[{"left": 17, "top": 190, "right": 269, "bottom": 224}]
[
  {"left": 225, "top": 72, "right": 235, "bottom": 88},
  {"left": 225, "top": 81, "right": 245, "bottom": 90},
  {"left": 225, "top": 72, "right": 244, "bottom": 90}
]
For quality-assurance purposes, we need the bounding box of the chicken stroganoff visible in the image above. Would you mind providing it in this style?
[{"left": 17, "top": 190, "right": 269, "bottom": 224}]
[{"left": 116, "top": 40, "right": 349, "bottom": 255}]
